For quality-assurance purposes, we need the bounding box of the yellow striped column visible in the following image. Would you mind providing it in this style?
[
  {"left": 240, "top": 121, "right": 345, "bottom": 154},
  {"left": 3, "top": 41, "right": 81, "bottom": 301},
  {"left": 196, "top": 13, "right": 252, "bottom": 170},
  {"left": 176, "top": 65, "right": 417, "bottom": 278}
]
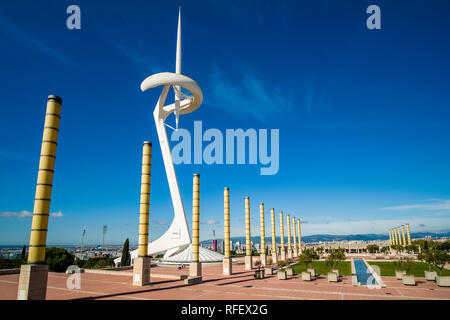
[
  {"left": 280, "top": 211, "right": 286, "bottom": 260},
  {"left": 138, "top": 142, "right": 152, "bottom": 257},
  {"left": 189, "top": 174, "right": 202, "bottom": 278},
  {"left": 393, "top": 228, "right": 398, "bottom": 245},
  {"left": 18, "top": 95, "right": 62, "bottom": 300},
  {"left": 287, "top": 214, "right": 292, "bottom": 258},
  {"left": 397, "top": 227, "right": 402, "bottom": 246},
  {"left": 270, "top": 208, "right": 277, "bottom": 263},
  {"left": 223, "top": 187, "right": 232, "bottom": 275},
  {"left": 401, "top": 225, "right": 406, "bottom": 246},
  {"left": 292, "top": 217, "right": 298, "bottom": 257},
  {"left": 244, "top": 197, "right": 252, "bottom": 270},
  {"left": 406, "top": 224, "right": 412, "bottom": 245},
  {"left": 388, "top": 229, "right": 392, "bottom": 246},
  {"left": 259, "top": 203, "right": 266, "bottom": 266},
  {"left": 133, "top": 141, "right": 152, "bottom": 286},
  {"left": 297, "top": 219, "right": 302, "bottom": 253}
]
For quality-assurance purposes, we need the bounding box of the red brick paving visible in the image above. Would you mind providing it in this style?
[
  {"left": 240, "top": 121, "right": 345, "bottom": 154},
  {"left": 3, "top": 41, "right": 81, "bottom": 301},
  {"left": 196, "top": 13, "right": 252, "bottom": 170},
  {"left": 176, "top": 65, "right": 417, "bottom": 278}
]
[{"left": 1, "top": 263, "right": 449, "bottom": 300}]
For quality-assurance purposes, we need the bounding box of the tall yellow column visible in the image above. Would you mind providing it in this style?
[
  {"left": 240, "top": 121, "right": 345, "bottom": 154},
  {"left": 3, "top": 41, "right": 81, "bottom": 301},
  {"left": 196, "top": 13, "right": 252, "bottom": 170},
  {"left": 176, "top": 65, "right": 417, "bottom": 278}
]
[
  {"left": 280, "top": 211, "right": 286, "bottom": 260},
  {"left": 223, "top": 187, "right": 232, "bottom": 275},
  {"left": 189, "top": 174, "right": 202, "bottom": 278},
  {"left": 18, "top": 95, "right": 62, "bottom": 300},
  {"left": 270, "top": 208, "right": 277, "bottom": 264},
  {"left": 393, "top": 228, "right": 398, "bottom": 245},
  {"left": 406, "top": 224, "right": 412, "bottom": 245},
  {"left": 287, "top": 214, "right": 293, "bottom": 258},
  {"left": 401, "top": 225, "right": 407, "bottom": 246},
  {"left": 297, "top": 219, "right": 302, "bottom": 254},
  {"left": 259, "top": 203, "right": 266, "bottom": 266},
  {"left": 292, "top": 217, "right": 298, "bottom": 257},
  {"left": 397, "top": 227, "right": 403, "bottom": 246},
  {"left": 244, "top": 197, "right": 252, "bottom": 270},
  {"left": 133, "top": 141, "right": 152, "bottom": 286}
]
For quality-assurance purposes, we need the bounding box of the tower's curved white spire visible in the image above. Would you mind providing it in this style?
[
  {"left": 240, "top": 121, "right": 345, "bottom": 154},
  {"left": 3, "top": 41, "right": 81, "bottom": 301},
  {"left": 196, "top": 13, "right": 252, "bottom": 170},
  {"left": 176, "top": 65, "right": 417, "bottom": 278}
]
[
  {"left": 174, "top": 5, "right": 182, "bottom": 129},
  {"left": 176, "top": 5, "right": 182, "bottom": 74}
]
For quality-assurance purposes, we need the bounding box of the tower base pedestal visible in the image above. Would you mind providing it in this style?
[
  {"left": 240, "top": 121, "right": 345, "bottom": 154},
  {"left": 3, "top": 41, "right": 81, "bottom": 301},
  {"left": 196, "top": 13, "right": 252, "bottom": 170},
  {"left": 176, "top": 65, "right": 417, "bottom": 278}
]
[
  {"left": 280, "top": 250, "right": 286, "bottom": 261},
  {"left": 245, "top": 255, "right": 253, "bottom": 270},
  {"left": 223, "top": 257, "right": 232, "bottom": 275},
  {"left": 17, "top": 264, "right": 49, "bottom": 300},
  {"left": 132, "top": 256, "right": 151, "bottom": 286},
  {"left": 189, "top": 262, "right": 202, "bottom": 277}
]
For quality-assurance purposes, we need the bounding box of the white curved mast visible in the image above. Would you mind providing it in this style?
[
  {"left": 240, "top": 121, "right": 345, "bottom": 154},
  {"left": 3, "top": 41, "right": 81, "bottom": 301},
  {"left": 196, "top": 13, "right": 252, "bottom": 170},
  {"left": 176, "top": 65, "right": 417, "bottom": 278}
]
[
  {"left": 148, "top": 5, "right": 191, "bottom": 255},
  {"left": 124, "top": 7, "right": 203, "bottom": 264}
]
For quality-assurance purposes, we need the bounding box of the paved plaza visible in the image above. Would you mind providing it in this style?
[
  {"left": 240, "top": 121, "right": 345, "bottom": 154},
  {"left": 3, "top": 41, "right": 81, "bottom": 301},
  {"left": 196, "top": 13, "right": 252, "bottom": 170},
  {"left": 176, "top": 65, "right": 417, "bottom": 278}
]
[{"left": 1, "top": 262, "right": 449, "bottom": 300}]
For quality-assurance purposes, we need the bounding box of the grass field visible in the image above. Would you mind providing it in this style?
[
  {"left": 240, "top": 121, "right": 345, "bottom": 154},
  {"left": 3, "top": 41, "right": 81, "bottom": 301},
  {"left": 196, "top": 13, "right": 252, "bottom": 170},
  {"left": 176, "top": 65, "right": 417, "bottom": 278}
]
[
  {"left": 292, "top": 260, "right": 450, "bottom": 278},
  {"left": 368, "top": 261, "right": 450, "bottom": 277},
  {"left": 292, "top": 261, "right": 352, "bottom": 276}
]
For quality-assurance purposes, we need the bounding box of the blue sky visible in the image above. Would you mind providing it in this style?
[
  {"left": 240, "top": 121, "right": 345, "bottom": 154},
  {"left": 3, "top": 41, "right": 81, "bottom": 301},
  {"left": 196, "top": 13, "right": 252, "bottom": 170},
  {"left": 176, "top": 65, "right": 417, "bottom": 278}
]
[{"left": 0, "top": 0, "right": 449, "bottom": 245}]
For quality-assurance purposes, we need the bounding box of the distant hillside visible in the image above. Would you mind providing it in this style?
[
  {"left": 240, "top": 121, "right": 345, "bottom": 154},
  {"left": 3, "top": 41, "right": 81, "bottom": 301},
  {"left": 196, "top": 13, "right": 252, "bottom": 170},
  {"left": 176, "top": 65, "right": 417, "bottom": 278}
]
[{"left": 200, "top": 232, "right": 450, "bottom": 245}]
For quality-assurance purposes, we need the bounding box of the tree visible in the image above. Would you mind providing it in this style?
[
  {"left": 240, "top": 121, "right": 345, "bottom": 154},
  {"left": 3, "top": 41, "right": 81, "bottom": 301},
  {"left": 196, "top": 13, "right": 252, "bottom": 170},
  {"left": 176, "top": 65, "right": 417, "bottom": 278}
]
[
  {"left": 277, "top": 260, "right": 287, "bottom": 270},
  {"left": 45, "top": 247, "right": 75, "bottom": 272},
  {"left": 21, "top": 245, "right": 26, "bottom": 260},
  {"left": 429, "top": 250, "right": 450, "bottom": 276},
  {"left": 405, "top": 244, "right": 419, "bottom": 253},
  {"left": 423, "top": 240, "right": 429, "bottom": 250},
  {"left": 380, "top": 246, "right": 390, "bottom": 254},
  {"left": 120, "top": 238, "right": 131, "bottom": 267},
  {"left": 367, "top": 245, "right": 379, "bottom": 253},
  {"left": 391, "top": 244, "right": 403, "bottom": 252},
  {"left": 325, "top": 254, "right": 337, "bottom": 272},
  {"left": 403, "top": 257, "right": 415, "bottom": 275},
  {"left": 393, "top": 259, "right": 406, "bottom": 271},
  {"left": 299, "top": 248, "right": 319, "bottom": 269},
  {"left": 326, "top": 248, "right": 346, "bottom": 272},
  {"left": 437, "top": 240, "right": 450, "bottom": 251},
  {"left": 315, "top": 247, "right": 324, "bottom": 254},
  {"left": 418, "top": 250, "right": 433, "bottom": 271}
]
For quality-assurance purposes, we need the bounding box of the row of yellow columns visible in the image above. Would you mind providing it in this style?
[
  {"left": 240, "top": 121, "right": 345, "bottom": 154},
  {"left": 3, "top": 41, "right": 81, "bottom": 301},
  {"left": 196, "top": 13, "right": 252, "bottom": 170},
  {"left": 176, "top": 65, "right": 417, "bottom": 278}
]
[
  {"left": 389, "top": 224, "right": 412, "bottom": 246},
  {"left": 221, "top": 191, "right": 303, "bottom": 275}
]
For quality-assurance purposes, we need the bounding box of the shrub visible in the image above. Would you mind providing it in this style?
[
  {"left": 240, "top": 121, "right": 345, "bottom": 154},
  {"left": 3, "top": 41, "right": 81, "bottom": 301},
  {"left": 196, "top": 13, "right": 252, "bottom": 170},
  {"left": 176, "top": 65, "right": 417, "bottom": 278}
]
[
  {"left": 0, "top": 258, "right": 25, "bottom": 269},
  {"left": 45, "top": 247, "right": 75, "bottom": 272},
  {"left": 83, "top": 257, "right": 115, "bottom": 269}
]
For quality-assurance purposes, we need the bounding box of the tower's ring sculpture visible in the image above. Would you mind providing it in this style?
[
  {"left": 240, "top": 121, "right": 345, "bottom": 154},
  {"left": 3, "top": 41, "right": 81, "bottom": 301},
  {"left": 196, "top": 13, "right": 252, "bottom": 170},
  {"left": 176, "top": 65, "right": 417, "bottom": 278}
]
[{"left": 141, "top": 72, "right": 203, "bottom": 117}]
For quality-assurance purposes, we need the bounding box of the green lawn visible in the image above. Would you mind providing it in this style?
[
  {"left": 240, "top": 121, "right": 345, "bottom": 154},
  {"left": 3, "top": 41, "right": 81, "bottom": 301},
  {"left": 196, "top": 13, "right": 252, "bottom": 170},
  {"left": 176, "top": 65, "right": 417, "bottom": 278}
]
[
  {"left": 292, "top": 261, "right": 352, "bottom": 276},
  {"left": 368, "top": 261, "right": 450, "bottom": 277}
]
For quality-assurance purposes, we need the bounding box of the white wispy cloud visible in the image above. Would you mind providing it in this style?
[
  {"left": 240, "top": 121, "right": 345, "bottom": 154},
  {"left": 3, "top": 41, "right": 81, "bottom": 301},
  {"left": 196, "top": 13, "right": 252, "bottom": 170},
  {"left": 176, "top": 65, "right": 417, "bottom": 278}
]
[
  {"left": 0, "top": 210, "right": 64, "bottom": 218},
  {"left": 380, "top": 199, "right": 450, "bottom": 211},
  {"left": 108, "top": 39, "right": 165, "bottom": 74},
  {"left": 201, "top": 219, "right": 220, "bottom": 225},
  {"left": 209, "top": 64, "right": 294, "bottom": 123},
  {"left": 152, "top": 220, "right": 168, "bottom": 225},
  {"left": 0, "top": 15, "right": 75, "bottom": 67}
]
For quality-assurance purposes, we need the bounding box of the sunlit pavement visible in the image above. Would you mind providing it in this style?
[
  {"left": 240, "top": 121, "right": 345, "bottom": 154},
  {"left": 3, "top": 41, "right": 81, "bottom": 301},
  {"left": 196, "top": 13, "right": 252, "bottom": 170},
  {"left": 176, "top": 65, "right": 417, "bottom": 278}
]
[{"left": 1, "top": 263, "right": 449, "bottom": 300}]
